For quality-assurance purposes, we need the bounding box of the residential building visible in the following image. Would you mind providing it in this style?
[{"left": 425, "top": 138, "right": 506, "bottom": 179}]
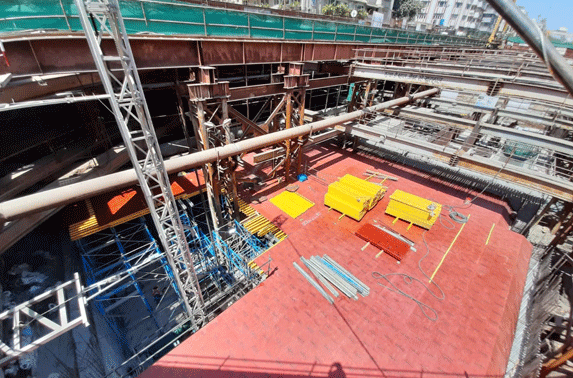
[
  {"left": 408, "top": 0, "right": 500, "bottom": 37},
  {"left": 549, "top": 27, "right": 573, "bottom": 44}
]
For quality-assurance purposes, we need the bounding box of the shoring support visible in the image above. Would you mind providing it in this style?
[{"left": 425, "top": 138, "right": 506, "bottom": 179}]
[
  {"left": 192, "top": 99, "right": 224, "bottom": 230},
  {"left": 175, "top": 73, "right": 194, "bottom": 154},
  {"left": 295, "top": 84, "right": 307, "bottom": 176},
  {"left": 362, "top": 80, "right": 373, "bottom": 108},
  {"left": 221, "top": 98, "right": 240, "bottom": 219},
  {"left": 188, "top": 67, "right": 239, "bottom": 227},
  {"left": 284, "top": 89, "right": 293, "bottom": 183},
  {"left": 541, "top": 347, "right": 573, "bottom": 378},
  {"left": 548, "top": 211, "right": 573, "bottom": 250},
  {"left": 283, "top": 63, "right": 309, "bottom": 182},
  {"left": 551, "top": 203, "right": 573, "bottom": 236}
]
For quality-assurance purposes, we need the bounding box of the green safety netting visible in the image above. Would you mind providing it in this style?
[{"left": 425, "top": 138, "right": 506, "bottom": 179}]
[{"left": 0, "top": 0, "right": 484, "bottom": 47}]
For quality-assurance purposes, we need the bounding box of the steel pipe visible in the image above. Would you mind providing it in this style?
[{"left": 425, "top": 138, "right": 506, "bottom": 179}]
[
  {"left": 301, "top": 257, "right": 339, "bottom": 298},
  {"left": 309, "top": 256, "right": 358, "bottom": 299},
  {"left": 485, "top": 0, "right": 573, "bottom": 98},
  {"left": 323, "top": 255, "right": 370, "bottom": 295},
  {"left": 305, "top": 257, "right": 356, "bottom": 298},
  {"left": 293, "top": 262, "right": 334, "bottom": 304},
  {"left": 0, "top": 88, "right": 438, "bottom": 223}
]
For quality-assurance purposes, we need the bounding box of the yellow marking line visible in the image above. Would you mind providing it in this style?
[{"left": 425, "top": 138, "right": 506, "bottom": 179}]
[
  {"left": 429, "top": 214, "right": 471, "bottom": 283},
  {"left": 485, "top": 223, "right": 495, "bottom": 245}
]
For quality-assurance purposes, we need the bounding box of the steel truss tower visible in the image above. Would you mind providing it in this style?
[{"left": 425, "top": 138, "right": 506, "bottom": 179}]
[{"left": 74, "top": 0, "right": 205, "bottom": 327}]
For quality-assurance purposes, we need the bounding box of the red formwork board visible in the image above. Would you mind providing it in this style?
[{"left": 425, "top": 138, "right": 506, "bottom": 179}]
[{"left": 355, "top": 223, "right": 410, "bottom": 261}]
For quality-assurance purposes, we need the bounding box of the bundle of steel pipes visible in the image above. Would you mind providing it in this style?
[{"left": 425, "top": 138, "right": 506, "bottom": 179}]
[{"left": 293, "top": 254, "right": 370, "bottom": 304}]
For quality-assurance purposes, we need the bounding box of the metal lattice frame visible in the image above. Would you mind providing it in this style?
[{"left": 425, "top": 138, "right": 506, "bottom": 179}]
[
  {"left": 0, "top": 274, "right": 89, "bottom": 367},
  {"left": 74, "top": 0, "right": 204, "bottom": 327},
  {"left": 77, "top": 220, "right": 187, "bottom": 357}
]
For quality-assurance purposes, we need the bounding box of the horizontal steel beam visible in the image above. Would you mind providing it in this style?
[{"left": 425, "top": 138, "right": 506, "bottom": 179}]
[
  {"left": 229, "top": 76, "right": 348, "bottom": 101},
  {"left": 427, "top": 97, "right": 573, "bottom": 130},
  {"left": 0, "top": 89, "right": 439, "bottom": 223},
  {"left": 352, "top": 63, "right": 573, "bottom": 106},
  {"left": 397, "top": 107, "right": 573, "bottom": 155},
  {"left": 1, "top": 33, "right": 462, "bottom": 79},
  {"left": 348, "top": 122, "right": 573, "bottom": 201},
  {"left": 0, "top": 94, "right": 110, "bottom": 112}
]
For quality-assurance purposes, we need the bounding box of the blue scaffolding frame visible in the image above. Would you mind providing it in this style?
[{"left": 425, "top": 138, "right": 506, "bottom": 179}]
[
  {"left": 77, "top": 220, "right": 176, "bottom": 354},
  {"left": 75, "top": 194, "right": 273, "bottom": 369}
]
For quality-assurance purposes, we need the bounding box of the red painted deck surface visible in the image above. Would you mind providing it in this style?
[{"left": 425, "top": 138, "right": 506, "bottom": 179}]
[{"left": 141, "top": 145, "right": 532, "bottom": 378}]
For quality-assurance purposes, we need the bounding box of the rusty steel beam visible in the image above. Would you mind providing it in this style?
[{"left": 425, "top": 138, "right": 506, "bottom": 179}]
[
  {"left": 348, "top": 123, "right": 573, "bottom": 202},
  {"left": 2, "top": 73, "right": 348, "bottom": 107},
  {"left": 1, "top": 33, "right": 477, "bottom": 79},
  {"left": 228, "top": 75, "right": 348, "bottom": 102},
  {"left": 352, "top": 62, "right": 573, "bottom": 106},
  {"left": 228, "top": 106, "right": 269, "bottom": 136}
]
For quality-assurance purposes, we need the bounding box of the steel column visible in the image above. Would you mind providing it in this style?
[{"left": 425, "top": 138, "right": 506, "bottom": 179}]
[
  {"left": 284, "top": 89, "right": 293, "bottom": 183},
  {"left": 221, "top": 98, "right": 240, "bottom": 219}
]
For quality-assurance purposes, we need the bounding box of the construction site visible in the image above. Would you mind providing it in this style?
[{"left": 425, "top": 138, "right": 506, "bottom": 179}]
[{"left": 1, "top": 0, "right": 573, "bottom": 377}]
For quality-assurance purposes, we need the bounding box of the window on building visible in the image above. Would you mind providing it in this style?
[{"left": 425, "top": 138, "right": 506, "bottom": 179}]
[
  {"left": 455, "top": 2, "right": 462, "bottom": 7},
  {"left": 438, "top": 1, "right": 447, "bottom": 6}
]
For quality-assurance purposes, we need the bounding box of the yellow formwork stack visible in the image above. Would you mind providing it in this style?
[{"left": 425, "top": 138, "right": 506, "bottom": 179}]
[
  {"left": 324, "top": 174, "right": 387, "bottom": 221},
  {"left": 325, "top": 182, "right": 370, "bottom": 221},
  {"left": 385, "top": 189, "right": 441, "bottom": 229},
  {"left": 339, "top": 174, "right": 386, "bottom": 209}
]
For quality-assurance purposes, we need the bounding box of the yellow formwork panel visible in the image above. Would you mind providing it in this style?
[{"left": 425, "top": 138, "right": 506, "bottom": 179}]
[
  {"left": 329, "top": 181, "right": 375, "bottom": 208},
  {"left": 385, "top": 189, "right": 442, "bottom": 229},
  {"left": 337, "top": 179, "right": 384, "bottom": 210},
  {"left": 339, "top": 174, "right": 387, "bottom": 204},
  {"left": 270, "top": 191, "right": 315, "bottom": 219},
  {"left": 324, "top": 193, "right": 367, "bottom": 221},
  {"left": 328, "top": 182, "right": 372, "bottom": 206},
  {"left": 324, "top": 181, "right": 370, "bottom": 221}
]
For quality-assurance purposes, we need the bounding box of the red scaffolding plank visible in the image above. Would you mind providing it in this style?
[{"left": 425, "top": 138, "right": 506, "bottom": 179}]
[{"left": 355, "top": 223, "right": 410, "bottom": 261}]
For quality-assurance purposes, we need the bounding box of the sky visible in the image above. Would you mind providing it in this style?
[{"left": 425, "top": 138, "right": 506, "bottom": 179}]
[{"left": 516, "top": 0, "right": 572, "bottom": 31}]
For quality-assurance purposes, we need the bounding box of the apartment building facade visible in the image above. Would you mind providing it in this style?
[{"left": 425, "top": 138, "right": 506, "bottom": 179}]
[{"left": 409, "top": 0, "right": 500, "bottom": 36}]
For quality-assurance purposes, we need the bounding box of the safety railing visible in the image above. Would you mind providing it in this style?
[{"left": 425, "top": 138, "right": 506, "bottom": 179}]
[{"left": 0, "top": 0, "right": 485, "bottom": 47}]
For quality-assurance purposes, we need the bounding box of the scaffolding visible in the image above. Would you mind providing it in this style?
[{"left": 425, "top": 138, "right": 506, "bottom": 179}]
[
  {"left": 77, "top": 220, "right": 186, "bottom": 360},
  {"left": 74, "top": 194, "right": 270, "bottom": 375}
]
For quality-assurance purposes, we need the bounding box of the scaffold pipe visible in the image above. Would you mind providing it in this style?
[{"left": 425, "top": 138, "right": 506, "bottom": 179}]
[
  {"left": 485, "top": 0, "right": 573, "bottom": 98},
  {"left": 0, "top": 88, "right": 438, "bottom": 223}
]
